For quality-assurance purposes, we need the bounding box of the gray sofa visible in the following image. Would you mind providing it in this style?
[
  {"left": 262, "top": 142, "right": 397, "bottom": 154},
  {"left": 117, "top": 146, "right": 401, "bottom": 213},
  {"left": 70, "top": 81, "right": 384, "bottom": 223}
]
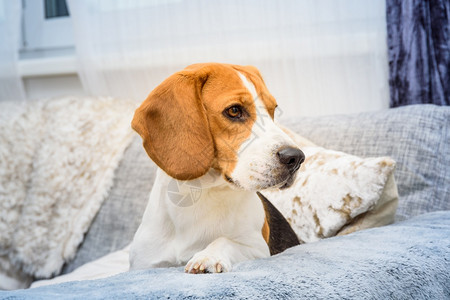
[{"left": 2, "top": 104, "right": 449, "bottom": 299}]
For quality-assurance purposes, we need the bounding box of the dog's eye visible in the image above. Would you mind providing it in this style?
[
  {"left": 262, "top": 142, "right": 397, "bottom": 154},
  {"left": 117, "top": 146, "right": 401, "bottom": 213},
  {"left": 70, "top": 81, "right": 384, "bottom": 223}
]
[
  {"left": 224, "top": 105, "right": 244, "bottom": 120},
  {"left": 227, "top": 106, "right": 241, "bottom": 118}
]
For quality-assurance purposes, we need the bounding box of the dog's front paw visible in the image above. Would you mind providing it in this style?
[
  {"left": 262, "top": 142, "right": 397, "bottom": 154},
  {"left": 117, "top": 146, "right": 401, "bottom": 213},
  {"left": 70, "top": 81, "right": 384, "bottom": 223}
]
[{"left": 185, "top": 253, "right": 231, "bottom": 274}]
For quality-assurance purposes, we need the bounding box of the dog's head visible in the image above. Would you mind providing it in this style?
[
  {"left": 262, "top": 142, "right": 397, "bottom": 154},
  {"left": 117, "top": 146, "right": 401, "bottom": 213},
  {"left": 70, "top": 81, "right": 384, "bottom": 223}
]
[{"left": 132, "top": 63, "right": 304, "bottom": 190}]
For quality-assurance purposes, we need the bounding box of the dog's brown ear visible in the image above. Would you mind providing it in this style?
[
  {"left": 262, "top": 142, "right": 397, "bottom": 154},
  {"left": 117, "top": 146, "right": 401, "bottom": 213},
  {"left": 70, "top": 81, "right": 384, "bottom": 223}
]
[{"left": 132, "top": 70, "right": 214, "bottom": 180}]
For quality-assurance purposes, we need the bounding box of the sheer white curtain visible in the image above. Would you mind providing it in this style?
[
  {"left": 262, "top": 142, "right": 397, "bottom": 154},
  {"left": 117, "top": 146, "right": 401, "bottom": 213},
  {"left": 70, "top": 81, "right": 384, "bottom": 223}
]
[
  {"left": 0, "top": 0, "right": 25, "bottom": 101},
  {"left": 67, "top": 0, "right": 389, "bottom": 117}
]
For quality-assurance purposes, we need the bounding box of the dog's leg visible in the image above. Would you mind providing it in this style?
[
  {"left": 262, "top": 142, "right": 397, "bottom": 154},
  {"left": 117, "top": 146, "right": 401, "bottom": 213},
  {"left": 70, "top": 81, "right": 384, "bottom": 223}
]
[{"left": 184, "top": 236, "right": 269, "bottom": 274}]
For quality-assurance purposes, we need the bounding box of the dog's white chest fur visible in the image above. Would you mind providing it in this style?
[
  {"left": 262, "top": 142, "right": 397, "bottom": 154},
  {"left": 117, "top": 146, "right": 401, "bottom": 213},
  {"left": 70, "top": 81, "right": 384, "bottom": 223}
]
[{"left": 129, "top": 169, "right": 270, "bottom": 271}]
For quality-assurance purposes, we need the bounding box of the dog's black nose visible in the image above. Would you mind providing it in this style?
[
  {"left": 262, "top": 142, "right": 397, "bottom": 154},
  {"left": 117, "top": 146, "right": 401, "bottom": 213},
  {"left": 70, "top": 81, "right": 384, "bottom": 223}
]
[{"left": 277, "top": 147, "right": 305, "bottom": 173}]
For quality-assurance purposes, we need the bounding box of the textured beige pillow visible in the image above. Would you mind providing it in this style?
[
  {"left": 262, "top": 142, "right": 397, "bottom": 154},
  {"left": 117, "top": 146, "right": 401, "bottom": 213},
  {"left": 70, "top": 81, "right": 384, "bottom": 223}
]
[{"left": 262, "top": 126, "right": 398, "bottom": 243}]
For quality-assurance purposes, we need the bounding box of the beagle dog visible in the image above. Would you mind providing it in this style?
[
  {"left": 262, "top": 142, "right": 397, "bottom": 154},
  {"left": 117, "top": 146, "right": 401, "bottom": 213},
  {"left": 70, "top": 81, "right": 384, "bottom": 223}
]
[{"left": 130, "top": 63, "right": 304, "bottom": 274}]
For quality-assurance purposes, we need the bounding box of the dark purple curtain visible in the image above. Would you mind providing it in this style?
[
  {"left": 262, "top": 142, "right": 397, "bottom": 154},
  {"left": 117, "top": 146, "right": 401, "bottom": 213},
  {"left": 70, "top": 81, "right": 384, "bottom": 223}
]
[{"left": 386, "top": 0, "right": 449, "bottom": 107}]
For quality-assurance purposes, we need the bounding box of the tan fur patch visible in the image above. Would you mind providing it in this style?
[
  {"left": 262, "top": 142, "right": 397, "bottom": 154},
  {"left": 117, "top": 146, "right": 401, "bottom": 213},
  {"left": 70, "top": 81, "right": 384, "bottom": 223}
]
[
  {"left": 311, "top": 208, "right": 324, "bottom": 238},
  {"left": 200, "top": 64, "right": 256, "bottom": 176},
  {"left": 231, "top": 65, "right": 277, "bottom": 119},
  {"left": 201, "top": 64, "right": 277, "bottom": 177}
]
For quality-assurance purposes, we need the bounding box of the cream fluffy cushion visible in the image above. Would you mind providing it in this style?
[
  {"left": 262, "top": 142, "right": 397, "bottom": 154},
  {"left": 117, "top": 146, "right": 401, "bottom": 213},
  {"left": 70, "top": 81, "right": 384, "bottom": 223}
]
[{"left": 262, "top": 127, "right": 398, "bottom": 243}]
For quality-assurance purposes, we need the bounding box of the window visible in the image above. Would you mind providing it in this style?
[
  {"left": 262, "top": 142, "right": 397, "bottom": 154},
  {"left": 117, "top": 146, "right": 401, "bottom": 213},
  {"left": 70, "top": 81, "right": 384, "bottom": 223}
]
[
  {"left": 21, "top": 0, "right": 74, "bottom": 51},
  {"left": 44, "top": 0, "right": 69, "bottom": 19}
]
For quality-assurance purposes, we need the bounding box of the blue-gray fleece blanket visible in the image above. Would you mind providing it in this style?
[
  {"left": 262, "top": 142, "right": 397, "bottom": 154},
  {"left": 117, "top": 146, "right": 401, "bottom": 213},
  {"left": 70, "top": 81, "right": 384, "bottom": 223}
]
[{"left": 2, "top": 211, "right": 449, "bottom": 300}]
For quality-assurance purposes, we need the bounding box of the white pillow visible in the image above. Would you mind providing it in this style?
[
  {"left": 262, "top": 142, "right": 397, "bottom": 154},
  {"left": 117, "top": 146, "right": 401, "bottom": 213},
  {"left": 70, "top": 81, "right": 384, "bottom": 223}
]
[{"left": 263, "top": 127, "right": 398, "bottom": 243}]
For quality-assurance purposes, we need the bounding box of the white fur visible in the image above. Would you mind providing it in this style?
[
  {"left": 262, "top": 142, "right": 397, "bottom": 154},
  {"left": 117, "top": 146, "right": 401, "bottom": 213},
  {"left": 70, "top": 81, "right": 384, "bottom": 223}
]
[
  {"left": 130, "top": 71, "right": 298, "bottom": 273},
  {"left": 129, "top": 169, "right": 269, "bottom": 272}
]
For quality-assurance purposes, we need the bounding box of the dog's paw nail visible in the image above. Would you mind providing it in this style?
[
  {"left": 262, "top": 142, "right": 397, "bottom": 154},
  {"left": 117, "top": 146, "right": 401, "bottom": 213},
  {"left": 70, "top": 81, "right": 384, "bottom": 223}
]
[
  {"left": 216, "top": 263, "right": 223, "bottom": 273},
  {"left": 184, "top": 262, "right": 191, "bottom": 273},
  {"left": 199, "top": 264, "right": 205, "bottom": 271}
]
